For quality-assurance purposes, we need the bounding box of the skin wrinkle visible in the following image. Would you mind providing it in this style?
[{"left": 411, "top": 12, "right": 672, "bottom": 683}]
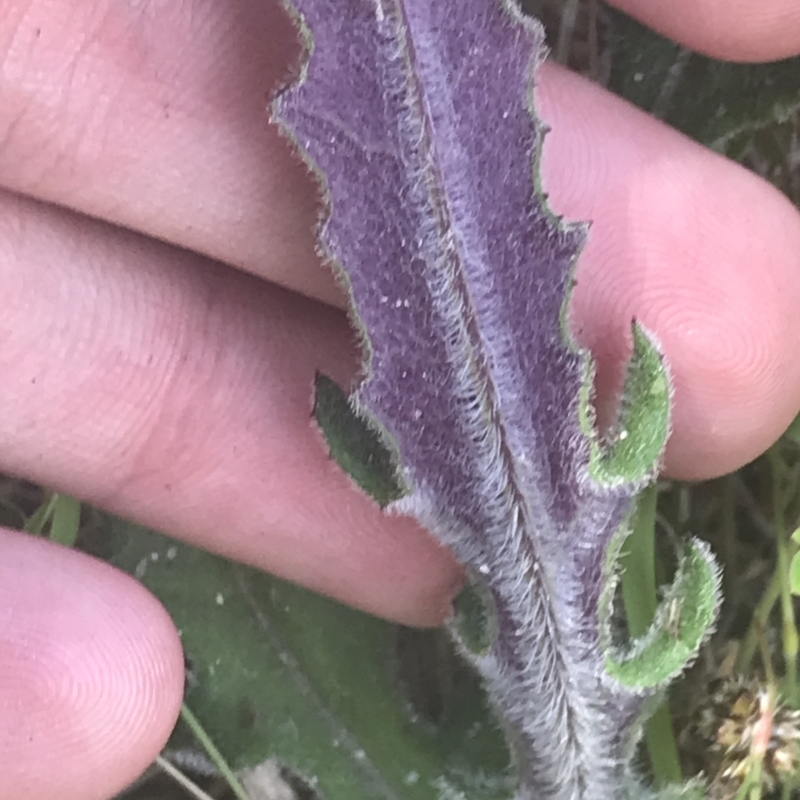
[{"left": 0, "top": 0, "right": 331, "bottom": 301}]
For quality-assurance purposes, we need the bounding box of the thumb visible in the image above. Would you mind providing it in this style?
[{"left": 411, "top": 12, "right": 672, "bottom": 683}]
[{"left": 0, "top": 530, "right": 184, "bottom": 800}]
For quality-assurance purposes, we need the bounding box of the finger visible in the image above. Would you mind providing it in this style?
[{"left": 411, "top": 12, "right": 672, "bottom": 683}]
[
  {"left": 2, "top": 0, "right": 800, "bottom": 316},
  {"left": 0, "top": 0, "right": 338, "bottom": 305},
  {"left": 537, "top": 62, "right": 800, "bottom": 479},
  {"left": 608, "top": 0, "right": 800, "bottom": 62},
  {"left": 0, "top": 190, "right": 463, "bottom": 627},
  {"left": 0, "top": 529, "right": 184, "bottom": 800}
]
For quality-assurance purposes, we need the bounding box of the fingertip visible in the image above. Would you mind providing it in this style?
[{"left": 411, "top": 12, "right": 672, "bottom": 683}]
[{"left": 0, "top": 530, "right": 184, "bottom": 800}]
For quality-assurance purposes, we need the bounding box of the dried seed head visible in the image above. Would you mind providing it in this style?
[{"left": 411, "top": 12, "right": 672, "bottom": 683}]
[{"left": 687, "top": 675, "right": 800, "bottom": 798}]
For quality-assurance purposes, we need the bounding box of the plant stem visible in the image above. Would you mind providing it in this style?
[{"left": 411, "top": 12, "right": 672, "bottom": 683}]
[
  {"left": 731, "top": 763, "right": 761, "bottom": 800},
  {"left": 720, "top": 476, "right": 738, "bottom": 600},
  {"left": 179, "top": 703, "right": 251, "bottom": 800},
  {"left": 770, "top": 449, "right": 799, "bottom": 704},
  {"left": 155, "top": 755, "right": 219, "bottom": 800},
  {"left": 622, "top": 486, "right": 657, "bottom": 636},
  {"left": 777, "top": 533, "right": 798, "bottom": 702},
  {"left": 620, "top": 484, "right": 682, "bottom": 786},
  {"left": 556, "top": 0, "right": 580, "bottom": 63},
  {"left": 737, "top": 567, "right": 782, "bottom": 673}
]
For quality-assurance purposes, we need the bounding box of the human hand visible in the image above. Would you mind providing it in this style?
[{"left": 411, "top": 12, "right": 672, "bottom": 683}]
[{"left": 2, "top": 1, "right": 800, "bottom": 798}]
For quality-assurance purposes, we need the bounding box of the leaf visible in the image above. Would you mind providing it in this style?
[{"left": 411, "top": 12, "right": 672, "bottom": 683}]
[
  {"left": 452, "top": 572, "right": 499, "bottom": 656},
  {"left": 607, "top": 9, "right": 800, "bottom": 153},
  {"left": 585, "top": 324, "right": 671, "bottom": 486},
  {"left": 49, "top": 494, "right": 81, "bottom": 547},
  {"left": 104, "top": 519, "right": 512, "bottom": 800},
  {"left": 22, "top": 491, "right": 81, "bottom": 546},
  {"left": 273, "top": 1, "right": 720, "bottom": 798},
  {"left": 604, "top": 538, "right": 721, "bottom": 688},
  {"left": 314, "top": 373, "right": 405, "bottom": 507}
]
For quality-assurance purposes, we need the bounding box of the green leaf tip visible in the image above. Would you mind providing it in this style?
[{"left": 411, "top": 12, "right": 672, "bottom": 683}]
[
  {"left": 313, "top": 373, "right": 405, "bottom": 507},
  {"left": 589, "top": 322, "right": 671, "bottom": 487},
  {"left": 605, "top": 538, "right": 720, "bottom": 689}
]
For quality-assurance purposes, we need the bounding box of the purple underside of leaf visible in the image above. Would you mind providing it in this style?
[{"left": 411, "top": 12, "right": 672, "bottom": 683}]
[{"left": 274, "top": 2, "right": 650, "bottom": 798}]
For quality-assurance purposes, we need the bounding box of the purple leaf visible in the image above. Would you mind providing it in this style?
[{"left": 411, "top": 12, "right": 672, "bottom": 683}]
[{"left": 272, "top": 2, "right": 712, "bottom": 798}]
